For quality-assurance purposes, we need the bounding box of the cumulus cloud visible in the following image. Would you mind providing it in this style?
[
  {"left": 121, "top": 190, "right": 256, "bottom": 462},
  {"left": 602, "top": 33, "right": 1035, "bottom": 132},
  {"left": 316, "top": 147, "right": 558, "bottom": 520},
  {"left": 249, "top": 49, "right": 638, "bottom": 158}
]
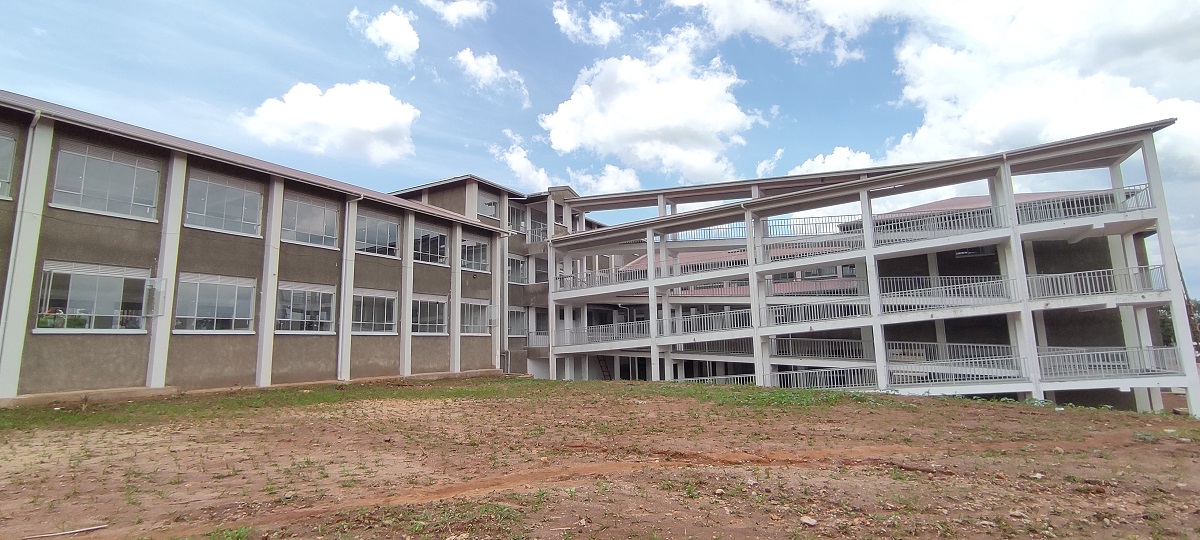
[
  {"left": 755, "top": 148, "right": 784, "bottom": 177},
  {"left": 539, "top": 26, "right": 759, "bottom": 183},
  {"left": 453, "top": 48, "right": 530, "bottom": 108},
  {"left": 490, "top": 130, "right": 554, "bottom": 192},
  {"left": 348, "top": 6, "right": 420, "bottom": 63},
  {"left": 669, "top": 0, "right": 834, "bottom": 60},
  {"left": 490, "top": 131, "right": 642, "bottom": 195},
  {"left": 567, "top": 164, "right": 641, "bottom": 194},
  {"left": 552, "top": 1, "right": 625, "bottom": 45},
  {"left": 787, "top": 146, "right": 874, "bottom": 175},
  {"left": 418, "top": 0, "right": 494, "bottom": 26},
  {"left": 240, "top": 81, "right": 420, "bottom": 165}
]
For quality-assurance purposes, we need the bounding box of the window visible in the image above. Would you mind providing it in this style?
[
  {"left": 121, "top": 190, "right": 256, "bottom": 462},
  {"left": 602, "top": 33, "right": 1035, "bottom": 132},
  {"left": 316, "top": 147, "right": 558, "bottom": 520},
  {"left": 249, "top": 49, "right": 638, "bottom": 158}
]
[
  {"left": 0, "top": 123, "right": 15, "bottom": 197},
  {"left": 51, "top": 139, "right": 160, "bottom": 220},
  {"left": 507, "top": 256, "right": 528, "bottom": 284},
  {"left": 184, "top": 170, "right": 263, "bottom": 235},
  {"left": 414, "top": 223, "right": 448, "bottom": 264},
  {"left": 478, "top": 190, "right": 500, "bottom": 219},
  {"left": 802, "top": 266, "right": 838, "bottom": 279},
  {"left": 508, "top": 206, "right": 526, "bottom": 232},
  {"left": 282, "top": 192, "right": 339, "bottom": 247},
  {"left": 461, "top": 300, "right": 491, "bottom": 334},
  {"left": 174, "top": 273, "right": 255, "bottom": 331},
  {"left": 36, "top": 261, "right": 149, "bottom": 330},
  {"left": 462, "top": 234, "right": 490, "bottom": 271},
  {"left": 508, "top": 308, "right": 527, "bottom": 336},
  {"left": 841, "top": 264, "right": 858, "bottom": 277},
  {"left": 534, "top": 258, "right": 549, "bottom": 283},
  {"left": 356, "top": 211, "right": 399, "bottom": 257},
  {"left": 412, "top": 295, "right": 447, "bottom": 334},
  {"left": 352, "top": 289, "right": 397, "bottom": 333},
  {"left": 276, "top": 282, "right": 335, "bottom": 332}
]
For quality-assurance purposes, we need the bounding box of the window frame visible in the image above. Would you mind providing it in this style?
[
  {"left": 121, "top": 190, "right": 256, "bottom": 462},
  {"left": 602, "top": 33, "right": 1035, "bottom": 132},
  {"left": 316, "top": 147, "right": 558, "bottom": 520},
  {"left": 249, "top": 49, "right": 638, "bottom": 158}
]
[
  {"left": 507, "top": 205, "right": 526, "bottom": 232},
  {"left": 281, "top": 191, "right": 340, "bottom": 248},
  {"left": 507, "top": 307, "right": 527, "bottom": 337},
  {"left": 460, "top": 298, "right": 492, "bottom": 335},
  {"left": 461, "top": 233, "right": 490, "bottom": 272},
  {"left": 0, "top": 123, "right": 16, "bottom": 199},
  {"left": 355, "top": 210, "right": 400, "bottom": 258},
  {"left": 275, "top": 281, "right": 336, "bottom": 333},
  {"left": 351, "top": 288, "right": 398, "bottom": 334},
  {"left": 34, "top": 261, "right": 150, "bottom": 333},
  {"left": 183, "top": 169, "right": 264, "bottom": 237},
  {"left": 507, "top": 255, "right": 528, "bottom": 284},
  {"left": 477, "top": 190, "right": 500, "bottom": 219},
  {"left": 173, "top": 273, "right": 256, "bottom": 333},
  {"left": 411, "top": 294, "right": 448, "bottom": 335},
  {"left": 49, "top": 139, "right": 162, "bottom": 221},
  {"left": 413, "top": 222, "right": 449, "bottom": 266}
]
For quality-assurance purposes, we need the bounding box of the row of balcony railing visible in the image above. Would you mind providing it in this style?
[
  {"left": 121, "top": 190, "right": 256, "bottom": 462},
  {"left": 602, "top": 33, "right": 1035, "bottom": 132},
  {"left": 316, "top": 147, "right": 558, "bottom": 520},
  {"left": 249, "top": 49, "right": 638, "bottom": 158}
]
[{"left": 555, "top": 185, "right": 1154, "bottom": 292}]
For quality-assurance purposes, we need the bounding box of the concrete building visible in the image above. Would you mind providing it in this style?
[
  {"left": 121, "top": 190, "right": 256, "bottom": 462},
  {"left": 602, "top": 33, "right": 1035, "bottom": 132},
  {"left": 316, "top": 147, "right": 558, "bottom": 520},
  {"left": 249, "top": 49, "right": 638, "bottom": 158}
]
[{"left": 1, "top": 90, "right": 1196, "bottom": 416}]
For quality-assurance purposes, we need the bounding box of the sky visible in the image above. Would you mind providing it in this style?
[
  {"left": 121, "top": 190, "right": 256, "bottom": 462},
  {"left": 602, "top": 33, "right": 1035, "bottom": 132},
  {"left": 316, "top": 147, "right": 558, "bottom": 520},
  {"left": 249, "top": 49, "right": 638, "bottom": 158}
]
[{"left": 1, "top": 0, "right": 1199, "bottom": 287}]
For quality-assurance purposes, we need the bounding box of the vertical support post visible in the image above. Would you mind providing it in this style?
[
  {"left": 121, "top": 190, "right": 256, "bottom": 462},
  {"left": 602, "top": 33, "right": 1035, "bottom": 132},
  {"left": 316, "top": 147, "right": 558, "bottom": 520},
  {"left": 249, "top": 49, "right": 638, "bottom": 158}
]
[
  {"left": 993, "top": 160, "right": 1044, "bottom": 399},
  {"left": 491, "top": 231, "right": 503, "bottom": 370},
  {"left": 645, "top": 228, "right": 661, "bottom": 381},
  {"left": 146, "top": 151, "right": 188, "bottom": 388},
  {"left": 400, "top": 212, "right": 415, "bottom": 376},
  {"left": 859, "top": 190, "right": 888, "bottom": 390},
  {"left": 449, "top": 223, "right": 462, "bottom": 373},
  {"left": 0, "top": 116, "right": 55, "bottom": 399},
  {"left": 255, "top": 176, "right": 285, "bottom": 387},
  {"left": 745, "top": 209, "right": 769, "bottom": 386},
  {"left": 336, "top": 198, "right": 357, "bottom": 381},
  {"left": 548, "top": 242, "right": 558, "bottom": 380}
]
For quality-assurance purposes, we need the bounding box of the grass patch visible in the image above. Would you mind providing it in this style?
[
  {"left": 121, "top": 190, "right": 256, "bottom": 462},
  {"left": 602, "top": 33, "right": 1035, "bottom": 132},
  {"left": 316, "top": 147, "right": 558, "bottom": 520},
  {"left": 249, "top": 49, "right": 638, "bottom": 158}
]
[{"left": 284, "top": 501, "right": 524, "bottom": 539}]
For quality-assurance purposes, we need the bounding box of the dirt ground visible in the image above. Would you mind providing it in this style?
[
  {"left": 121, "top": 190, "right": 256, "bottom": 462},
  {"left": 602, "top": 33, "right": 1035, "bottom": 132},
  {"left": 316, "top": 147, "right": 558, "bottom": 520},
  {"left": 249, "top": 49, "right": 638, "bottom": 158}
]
[{"left": 1, "top": 378, "right": 1199, "bottom": 540}]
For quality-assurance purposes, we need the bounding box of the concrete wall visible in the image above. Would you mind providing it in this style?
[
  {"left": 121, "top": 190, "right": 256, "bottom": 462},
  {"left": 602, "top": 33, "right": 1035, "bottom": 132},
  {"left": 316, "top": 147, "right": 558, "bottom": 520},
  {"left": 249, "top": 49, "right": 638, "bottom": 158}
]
[
  {"left": 272, "top": 335, "right": 337, "bottom": 384},
  {"left": 413, "top": 263, "right": 451, "bottom": 295},
  {"left": 877, "top": 255, "right": 929, "bottom": 278},
  {"left": 19, "top": 335, "right": 148, "bottom": 393},
  {"left": 278, "top": 242, "right": 340, "bottom": 284},
  {"left": 936, "top": 248, "right": 1001, "bottom": 276},
  {"left": 506, "top": 338, "right": 528, "bottom": 373},
  {"left": 945, "top": 315, "right": 1011, "bottom": 344},
  {"left": 1041, "top": 308, "right": 1125, "bottom": 348},
  {"left": 426, "top": 185, "right": 466, "bottom": 215},
  {"left": 177, "top": 227, "right": 264, "bottom": 278},
  {"left": 412, "top": 336, "right": 450, "bottom": 374},
  {"left": 884, "top": 321, "right": 937, "bottom": 342},
  {"left": 350, "top": 335, "right": 400, "bottom": 378},
  {"left": 354, "top": 253, "right": 402, "bottom": 291},
  {"left": 1030, "top": 238, "right": 1111, "bottom": 273},
  {"left": 461, "top": 270, "right": 492, "bottom": 300},
  {"left": 461, "top": 336, "right": 493, "bottom": 371},
  {"left": 508, "top": 284, "right": 528, "bottom": 307},
  {"left": 166, "top": 334, "right": 256, "bottom": 389}
]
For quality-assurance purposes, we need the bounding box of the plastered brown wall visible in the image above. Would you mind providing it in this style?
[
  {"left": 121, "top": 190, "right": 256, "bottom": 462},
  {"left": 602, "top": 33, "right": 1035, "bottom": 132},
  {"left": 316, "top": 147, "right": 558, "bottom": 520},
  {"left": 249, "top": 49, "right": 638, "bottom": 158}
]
[
  {"left": 883, "top": 321, "right": 937, "bottom": 343},
  {"left": 177, "top": 227, "right": 264, "bottom": 278},
  {"left": 272, "top": 335, "right": 337, "bottom": 384},
  {"left": 1030, "top": 238, "right": 1111, "bottom": 274},
  {"left": 278, "top": 242, "right": 341, "bottom": 285},
  {"left": 0, "top": 202, "right": 14, "bottom": 308},
  {"left": 426, "top": 186, "right": 466, "bottom": 215},
  {"left": 525, "top": 283, "right": 549, "bottom": 307},
  {"left": 461, "top": 271, "right": 492, "bottom": 300},
  {"left": 413, "top": 263, "right": 452, "bottom": 295},
  {"left": 1041, "top": 308, "right": 1124, "bottom": 348},
  {"left": 350, "top": 335, "right": 400, "bottom": 378},
  {"left": 876, "top": 255, "right": 929, "bottom": 278},
  {"left": 508, "top": 284, "right": 528, "bottom": 306},
  {"left": 411, "top": 336, "right": 450, "bottom": 374},
  {"left": 506, "top": 338, "right": 528, "bottom": 373},
  {"left": 354, "top": 253, "right": 402, "bottom": 291},
  {"left": 165, "top": 334, "right": 257, "bottom": 389},
  {"left": 460, "top": 336, "right": 493, "bottom": 371},
  {"left": 19, "top": 334, "right": 148, "bottom": 394},
  {"left": 936, "top": 248, "right": 1001, "bottom": 276},
  {"left": 39, "top": 207, "right": 162, "bottom": 269},
  {"left": 944, "top": 315, "right": 1011, "bottom": 344}
]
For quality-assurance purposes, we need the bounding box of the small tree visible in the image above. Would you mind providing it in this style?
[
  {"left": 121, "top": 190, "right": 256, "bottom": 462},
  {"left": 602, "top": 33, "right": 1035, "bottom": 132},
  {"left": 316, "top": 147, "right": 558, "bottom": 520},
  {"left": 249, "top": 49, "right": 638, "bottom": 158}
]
[{"left": 1158, "top": 298, "right": 1200, "bottom": 349}]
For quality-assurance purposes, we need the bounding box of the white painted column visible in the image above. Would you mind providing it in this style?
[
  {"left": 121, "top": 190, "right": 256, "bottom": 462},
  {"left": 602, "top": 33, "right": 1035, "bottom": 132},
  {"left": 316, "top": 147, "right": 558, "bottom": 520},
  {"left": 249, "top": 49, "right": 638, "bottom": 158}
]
[
  {"left": 859, "top": 191, "right": 889, "bottom": 390},
  {"left": 0, "top": 116, "right": 55, "bottom": 399},
  {"left": 645, "top": 228, "right": 661, "bottom": 381},
  {"left": 449, "top": 223, "right": 463, "bottom": 373},
  {"left": 1140, "top": 136, "right": 1200, "bottom": 418},
  {"left": 745, "top": 209, "right": 770, "bottom": 386},
  {"left": 465, "top": 180, "right": 479, "bottom": 219},
  {"left": 563, "top": 202, "right": 574, "bottom": 233},
  {"left": 547, "top": 243, "right": 558, "bottom": 380},
  {"left": 657, "top": 194, "right": 667, "bottom": 217},
  {"left": 255, "top": 176, "right": 285, "bottom": 387},
  {"left": 400, "top": 212, "right": 415, "bottom": 376},
  {"left": 335, "top": 198, "right": 358, "bottom": 381},
  {"left": 491, "top": 231, "right": 503, "bottom": 370},
  {"left": 994, "top": 161, "right": 1044, "bottom": 399},
  {"left": 146, "top": 151, "right": 188, "bottom": 388}
]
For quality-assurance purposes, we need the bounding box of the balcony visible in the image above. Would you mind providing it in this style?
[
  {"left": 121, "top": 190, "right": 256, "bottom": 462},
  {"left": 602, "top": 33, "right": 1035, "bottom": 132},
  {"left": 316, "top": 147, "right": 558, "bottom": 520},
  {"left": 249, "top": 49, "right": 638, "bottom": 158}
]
[
  {"left": 528, "top": 222, "right": 548, "bottom": 242},
  {"left": 771, "top": 337, "right": 870, "bottom": 361},
  {"left": 1016, "top": 184, "right": 1151, "bottom": 224},
  {"left": 774, "top": 367, "right": 877, "bottom": 390},
  {"left": 674, "top": 374, "right": 757, "bottom": 386},
  {"left": 763, "top": 297, "right": 871, "bottom": 326},
  {"left": 879, "top": 276, "right": 1015, "bottom": 314},
  {"left": 872, "top": 206, "right": 1007, "bottom": 246},
  {"left": 1027, "top": 266, "right": 1166, "bottom": 299},
  {"left": 662, "top": 309, "right": 753, "bottom": 336},
  {"left": 1038, "top": 346, "right": 1183, "bottom": 381},
  {"left": 556, "top": 320, "right": 650, "bottom": 347},
  {"left": 527, "top": 330, "right": 550, "bottom": 347}
]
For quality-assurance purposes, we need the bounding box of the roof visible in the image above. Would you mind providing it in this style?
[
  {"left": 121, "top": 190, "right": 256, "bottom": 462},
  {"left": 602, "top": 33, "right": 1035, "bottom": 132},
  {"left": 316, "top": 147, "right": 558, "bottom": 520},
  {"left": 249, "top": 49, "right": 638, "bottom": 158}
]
[
  {"left": 389, "top": 173, "right": 529, "bottom": 199},
  {"left": 0, "top": 90, "right": 502, "bottom": 234}
]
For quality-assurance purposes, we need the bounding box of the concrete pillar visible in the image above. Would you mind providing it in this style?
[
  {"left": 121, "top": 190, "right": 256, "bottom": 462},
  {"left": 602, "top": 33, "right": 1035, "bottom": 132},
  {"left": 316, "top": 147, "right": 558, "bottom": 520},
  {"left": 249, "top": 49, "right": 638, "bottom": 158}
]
[
  {"left": 335, "top": 198, "right": 358, "bottom": 381},
  {"left": 859, "top": 191, "right": 888, "bottom": 390},
  {"left": 744, "top": 209, "right": 770, "bottom": 386},
  {"left": 146, "top": 150, "right": 187, "bottom": 388},
  {"left": 491, "top": 231, "right": 503, "bottom": 370},
  {"left": 400, "top": 212, "right": 415, "bottom": 376},
  {"left": 449, "top": 223, "right": 462, "bottom": 373},
  {"left": 255, "top": 176, "right": 285, "bottom": 387}
]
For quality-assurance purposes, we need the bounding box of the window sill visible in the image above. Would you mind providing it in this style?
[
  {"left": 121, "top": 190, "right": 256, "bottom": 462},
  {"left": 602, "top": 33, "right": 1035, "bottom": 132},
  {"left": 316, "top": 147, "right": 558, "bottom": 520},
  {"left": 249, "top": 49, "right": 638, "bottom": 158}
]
[
  {"left": 280, "top": 238, "right": 340, "bottom": 251},
  {"left": 414, "top": 260, "right": 450, "bottom": 268},
  {"left": 461, "top": 332, "right": 491, "bottom": 337},
  {"left": 356, "top": 250, "right": 402, "bottom": 261},
  {"left": 275, "top": 330, "right": 336, "bottom": 335},
  {"left": 173, "top": 330, "right": 256, "bottom": 335},
  {"left": 47, "top": 203, "right": 159, "bottom": 223},
  {"left": 351, "top": 331, "right": 399, "bottom": 336},
  {"left": 32, "top": 328, "right": 148, "bottom": 335},
  {"left": 507, "top": 280, "right": 529, "bottom": 285},
  {"left": 462, "top": 268, "right": 491, "bottom": 274},
  {"left": 0, "top": 194, "right": 12, "bottom": 202},
  {"left": 412, "top": 332, "right": 449, "bottom": 337},
  {"left": 183, "top": 223, "right": 263, "bottom": 239}
]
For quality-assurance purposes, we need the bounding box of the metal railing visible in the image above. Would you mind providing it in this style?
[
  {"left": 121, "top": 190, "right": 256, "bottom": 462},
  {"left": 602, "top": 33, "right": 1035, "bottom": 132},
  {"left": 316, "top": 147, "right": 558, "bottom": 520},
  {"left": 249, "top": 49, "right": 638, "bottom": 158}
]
[
  {"left": 527, "top": 330, "right": 550, "bottom": 347},
  {"left": 663, "top": 309, "right": 753, "bottom": 335},
  {"left": 764, "top": 214, "right": 860, "bottom": 238},
  {"left": 888, "top": 356, "right": 1027, "bottom": 386},
  {"left": 672, "top": 281, "right": 751, "bottom": 297},
  {"left": 774, "top": 367, "right": 877, "bottom": 390},
  {"left": 1027, "top": 266, "right": 1167, "bottom": 299},
  {"left": 885, "top": 341, "right": 1016, "bottom": 362},
  {"left": 763, "top": 297, "right": 871, "bottom": 326},
  {"left": 675, "top": 374, "right": 758, "bottom": 386},
  {"left": 674, "top": 339, "right": 755, "bottom": 356},
  {"left": 770, "top": 277, "right": 867, "bottom": 297},
  {"left": 759, "top": 233, "right": 864, "bottom": 264},
  {"left": 873, "top": 205, "right": 1007, "bottom": 246},
  {"left": 880, "top": 277, "right": 1015, "bottom": 313},
  {"left": 1016, "top": 184, "right": 1152, "bottom": 224},
  {"left": 528, "top": 222, "right": 548, "bottom": 242},
  {"left": 555, "top": 320, "right": 651, "bottom": 346},
  {"left": 666, "top": 223, "right": 747, "bottom": 242},
  {"left": 557, "top": 268, "right": 649, "bottom": 291},
  {"left": 656, "top": 252, "right": 749, "bottom": 278},
  {"left": 771, "top": 337, "right": 870, "bottom": 360},
  {"left": 1038, "top": 346, "right": 1183, "bottom": 381}
]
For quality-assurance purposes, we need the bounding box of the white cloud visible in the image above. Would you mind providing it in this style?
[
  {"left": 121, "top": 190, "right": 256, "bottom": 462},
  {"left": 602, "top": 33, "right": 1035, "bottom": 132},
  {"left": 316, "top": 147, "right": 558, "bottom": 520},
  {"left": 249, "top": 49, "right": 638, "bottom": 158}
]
[
  {"left": 755, "top": 148, "right": 784, "bottom": 177},
  {"left": 669, "top": 0, "right": 829, "bottom": 58},
  {"left": 453, "top": 48, "right": 530, "bottom": 108},
  {"left": 552, "top": 1, "right": 625, "bottom": 45},
  {"left": 567, "top": 164, "right": 641, "bottom": 194},
  {"left": 418, "top": 0, "right": 494, "bottom": 26},
  {"left": 348, "top": 6, "right": 420, "bottom": 64},
  {"left": 490, "top": 130, "right": 554, "bottom": 192},
  {"left": 239, "top": 81, "right": 420, "bottom": 165},
  {"left": 539, "top": 26, "right": 759, "bottom": 183},
  {"left": 787, "top": 146, "right": 874, "bottom": 175}
]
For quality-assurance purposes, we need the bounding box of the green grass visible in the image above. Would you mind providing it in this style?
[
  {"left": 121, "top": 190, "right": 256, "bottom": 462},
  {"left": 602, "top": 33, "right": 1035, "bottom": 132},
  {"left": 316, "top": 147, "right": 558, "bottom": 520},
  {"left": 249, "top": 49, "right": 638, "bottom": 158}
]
[{"left": 0, "top": 377, "right": 887, "bottom": 432}]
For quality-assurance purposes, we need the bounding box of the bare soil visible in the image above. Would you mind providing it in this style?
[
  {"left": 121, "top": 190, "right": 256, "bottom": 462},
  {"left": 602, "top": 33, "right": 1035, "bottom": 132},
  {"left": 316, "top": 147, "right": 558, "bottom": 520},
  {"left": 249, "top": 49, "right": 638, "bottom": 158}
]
[{"left": 1, "top": 378, "right": 1198, "bottom": 539}]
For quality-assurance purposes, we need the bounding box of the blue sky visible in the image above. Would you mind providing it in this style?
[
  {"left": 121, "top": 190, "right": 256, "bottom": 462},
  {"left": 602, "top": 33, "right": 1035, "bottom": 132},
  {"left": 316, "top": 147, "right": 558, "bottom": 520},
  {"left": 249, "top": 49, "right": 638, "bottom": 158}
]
[{"left": 3, "top": 1, "right": 1200, "bottom": 285}]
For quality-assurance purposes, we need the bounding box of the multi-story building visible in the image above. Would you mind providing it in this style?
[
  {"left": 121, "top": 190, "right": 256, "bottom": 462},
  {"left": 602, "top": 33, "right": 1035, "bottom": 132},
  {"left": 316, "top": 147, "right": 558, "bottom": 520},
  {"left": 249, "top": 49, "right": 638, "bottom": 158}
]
[{"left": 0, "top": 89, "right": 1196, "bottom": 417}]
